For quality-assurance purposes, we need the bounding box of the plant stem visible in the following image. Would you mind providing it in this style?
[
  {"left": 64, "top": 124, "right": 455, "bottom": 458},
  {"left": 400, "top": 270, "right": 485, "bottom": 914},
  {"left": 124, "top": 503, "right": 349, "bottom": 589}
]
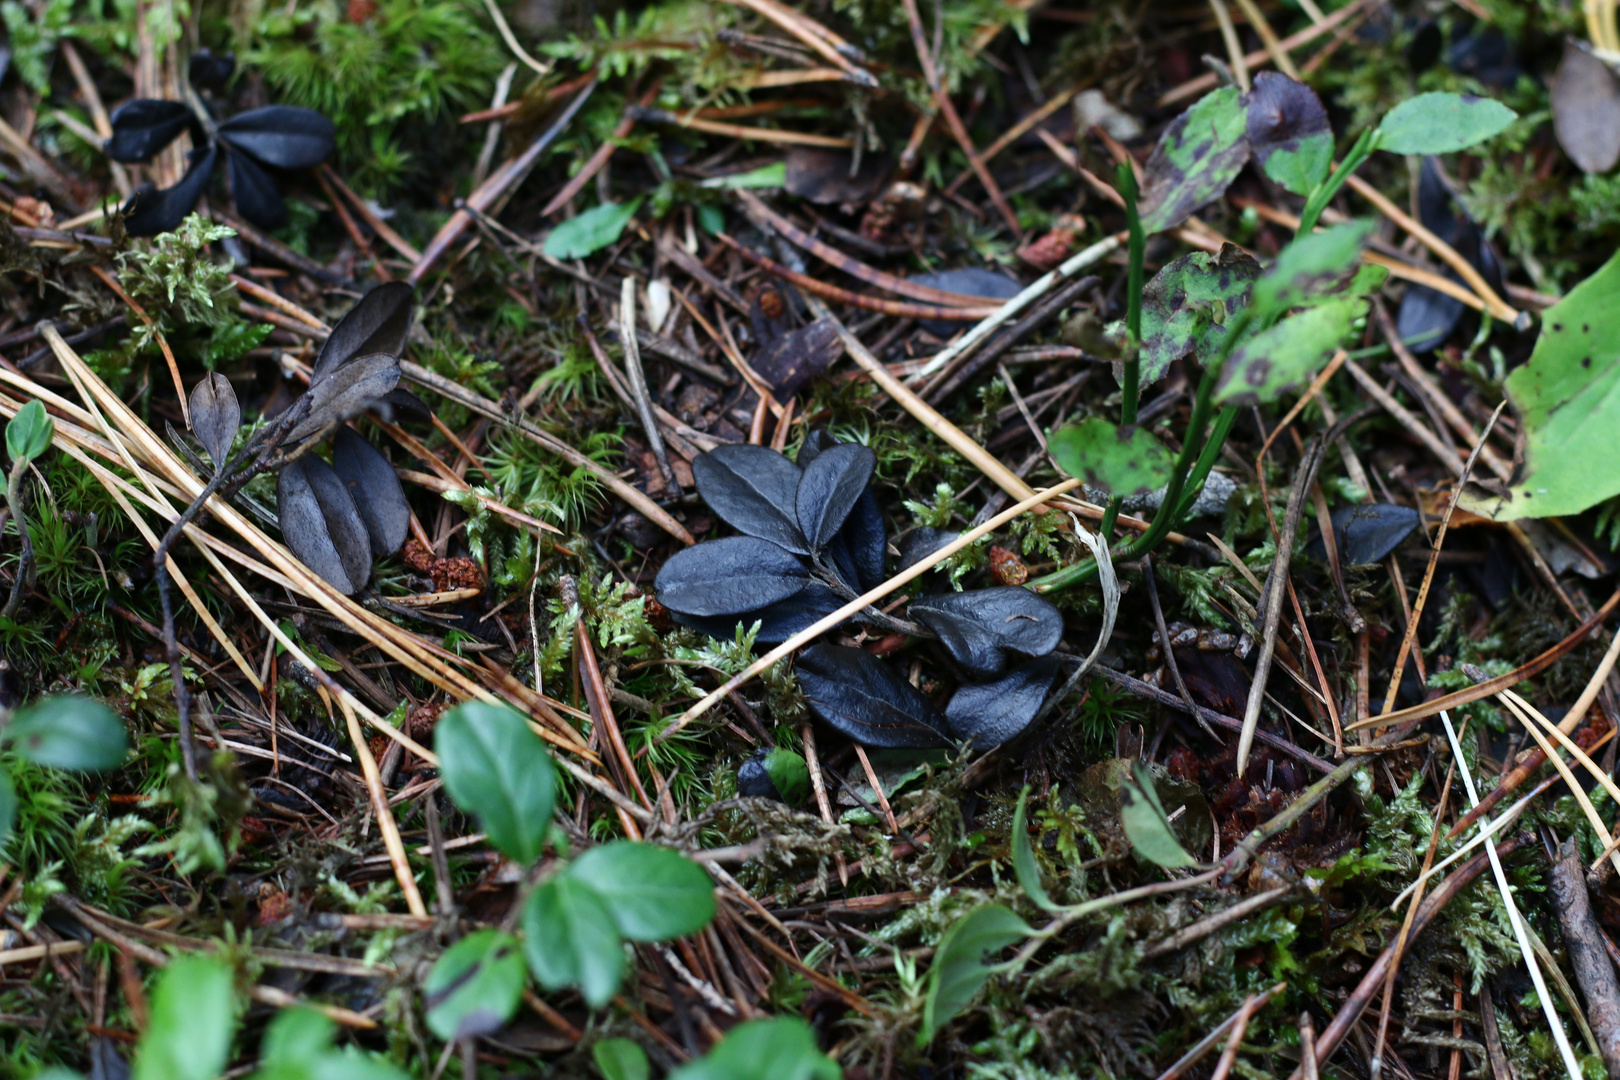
[
  {"left": 1098, "top": 163, "right": 1147, "bottom": 543},
  {"left": 1, "top": 459, "right": 34, "bottom": 620},
  {"left": 1296, "top": 128, "right": 1377, "bottom": 236},
  {"left": 1172, "top": 406, "right": 1238, "bottom": 522}
]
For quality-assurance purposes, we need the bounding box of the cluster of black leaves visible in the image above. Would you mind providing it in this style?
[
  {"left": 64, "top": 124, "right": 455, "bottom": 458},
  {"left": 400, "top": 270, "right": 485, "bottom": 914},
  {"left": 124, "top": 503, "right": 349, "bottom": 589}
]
[
  {"left": 655, "top": 434, "right": 1068, "bottom": 751},
  {"left": 105, "top": 50, "right": 334, "bottom": 235}
]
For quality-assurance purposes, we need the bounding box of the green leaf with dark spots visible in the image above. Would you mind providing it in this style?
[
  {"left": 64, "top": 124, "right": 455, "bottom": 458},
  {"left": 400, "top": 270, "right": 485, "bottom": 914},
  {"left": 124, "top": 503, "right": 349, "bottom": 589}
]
[
  {"left": 1119, "top": 760, "right": 1197, "bottom": 868},
  {"left": 1139, "top": 87, "right": 1250, "bottom": 234},
  {"left": 920, "top": 903, "right": 1032, "bottom": 1044},
  {"left": 1251, "top": 220, "right": 1375, "bottom": 317},
  {"left": 1377, "top": 92, "right": 1517, "bottom": 155},
  {"left": 424, "top": 929, "right": 526, "bottom": 1041},
  {"left": 1215, "top": 299, "right": 1360, "bottom": 406},
  {"left": 1245, "top": 72, "right": 1332, "bottom": 196},
  {"left": 1139, "top": 244, "right": 1261, "bottom": 382},
  {"left": 1049, "top": 417, "right": 1175, "bottom": 496}
]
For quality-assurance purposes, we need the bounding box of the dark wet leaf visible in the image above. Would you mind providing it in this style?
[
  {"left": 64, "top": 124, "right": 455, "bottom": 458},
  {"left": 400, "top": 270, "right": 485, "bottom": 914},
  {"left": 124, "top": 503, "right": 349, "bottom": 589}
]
[
  {"left": 122, "top": 143, "right": 217, "bottom": 237},
  {"left": 187, "top": 373, "right": 239, "bottom": 475},
  {"left": 797, "top": 442, "right": 876, "bottom": 554},
  {"left": 216, "top": 105, "right": 335, "bottom": 169},
  {"left": 1312, "top": 502, "right": 1421, "bottom": 565},
  {"left": 188, "top": 48, "right": 236, "bottom": 91},
  {"left": 1215, "top": 299, "right": 1360, "bottom": 406},
  {"left": 828, "top": 487, "right": 886, "bottom": 592},
  {"left": 910, "top": 269, "right": 1022, "bottom": 336},
  {"left": 1250, "top": 219, "right": 1375, "bottom": 318},
  {"left": 1377, "top": 91, "right": 1516, "bottom": 155},
  {"left": 752, "top": 318, "right": 842, "bottom": 398},
  {"left": 690, "top": 444, "right": 807, "bottom": 554},
  {"left": 669, "top": 580, "right": 842, "bottom": 644},
  {"left": 277, "top": 455, "right": 373, "bottom": 594},
  {"left": 783, "top": 147, "right": 891, "bottom": 205},
  {"left": 1049, "top": 418, "right": 1175, "bottom": 497},
  {"left": 654, "top": 535, "right": 808, "bottom": 617},
  {"left": 105, "top": 99, "right": 193, "bottom": 162},
  {"left": 1139, "top": 86, "right": 1250, "bottom": 233},
  {"left": 899, "top": 527, "right": 959, "bottom": 572},
  {"left": 944, "top": 657, "right": 1061, "bottom": 749},
  {"left": 1407, "top": 20, "right": 1443, "bottom": 74},
  {"left": 289, "top": 352, "right": 402, "bottom": 443},
  {"left": 1244, "top": 72, "right": 1332, "bottom": 196},
  {"left": 1396, "top": 280, "right": 1466, "bottom": 354},
  {"left": 332, "top": 426, "right": 409, "bottom": 558},
  {"left": 311, "top": 282, "right": 415, "bottom": 385},
  {"left": 737, "top": 747, "right": 810, "bottom": 805},
  {"left": 909, "top": 587, "right": 1064, "bottom": 678},
  {"left": 796, "top": 643, "right": 950, "bottom": 749},
  {"left": 226, "top": 149, "right": 287, "bottom": 230},
  {"left": 1139, "top": 244, "right": 1260, "bottom": 383},
  {"left": 1552, "top": 40, "right": 1620, "bottom": 175},
  {"left": 1447, "top": 26, "right": 1521, "bottom": 87},
  {"left": 1397, "top": 159, "right": 1502, "bottom": 353},
  {"left": 379, "top": 386, "right": 433, "bottom": 424}
]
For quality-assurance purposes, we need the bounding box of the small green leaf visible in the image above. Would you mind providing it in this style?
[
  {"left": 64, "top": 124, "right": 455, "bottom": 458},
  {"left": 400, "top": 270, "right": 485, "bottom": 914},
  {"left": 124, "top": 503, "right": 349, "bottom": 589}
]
[
  {"left": 1139, "top": 87, "right": 1251, "bottom": 234},
  {"left": 543, "top": 200, "right": 642, "bottom": 260},
  {"left": 1012, "top": 786, "right": 1062, "bottom": 912},
  {"left": 424, "top": 930, "right": 526, "bottom": 1042},
  {"left": 1245, "top": 72, "right": 1333, "bottom": 196},
  {"left": 435, "top": 701, "right": 556, "bottom": 866},
  {"left": 522, "top": 875, "right": 625, "bottom": 1008},
  {"left": 1250, "top": 219, "right": 1375, "bottom": 317},
  {"left": 568, "top": 841, "right": 716, "bottom": 941},
  {"left": 700, "top": 162, "right": 786, "bottom": 189},
  {"left": 1377, "top": 92, "right": 1517, "bottom": 155},
  {"left": 6, "top": 400, "right": 54, "bottom": 464},
  {"left": 670, "top": 1018, "right": 841, "bottom": 1080},
  {"left": 0, "top": 768, "right": 15, "bottom": 857},
  {"left": 593, "top": 1037, "right": 651, "bottom": 1080},
  {"left": 920, "top": 904, "right": 1032, "bottom": 1045},
  {"left": 1215, "top": 299, "right": 1359, "bottom": 406},
  {"left": 1048, "top": 418, "right": 1175, "bottom": 497},
  {"left": 134, "top": 955, "right": 237, "bottom": 1080},
  {"left": 4, "top": 696, "right": 128, "bottom": 771},
  {"left": 259, "top": 1008, "right": 335, "bottom": 1070},
  {"left": 1139, "top": 244, "right": 1261, "bottom": 383},
  {"left": 698, "top": 205, "right": 726, "bottom": 236},
  {"left": 1119, "top": 761, "right": 1197, "bottom": 868},
  {"left": 762, "top": 748, "right": 811, "bottom": 807}
]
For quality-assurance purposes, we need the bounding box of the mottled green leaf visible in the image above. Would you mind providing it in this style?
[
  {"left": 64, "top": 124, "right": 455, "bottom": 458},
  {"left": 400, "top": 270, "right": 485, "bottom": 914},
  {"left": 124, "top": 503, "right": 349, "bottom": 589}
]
[
  {"left": 1139, "top": 87, "right": 1250, "bottom": 233},
  {"left": 1377, "top": 92, "right": 1517, "bottom": 155},
  {"left": 523, "top": 875, "right": 625, "bottom": 1008},
  {"left": 134, "top": 956, "right": 237, "bottom": 1080},
  {"left": 1245, "top": 72, "right": 1333, "bottom": 195},
  {"left": 1215, "top": 299, "right": 1360, "bottom": 406},
  {"left": 1139, "top": 244, "right": 1261, "bottom": 382},
  {"left": 543, "top": 199, "right": 642, "bottom": 260},
  {"left": 920, "top": 903, "right": 1032, "bottom": 1044},
  {"left": 424, "top": 930, "right": 526, "bottom": 1041},
  {"left": 1048, "top": 418, "right": 1175, "bottom": 496},
  {"left": 1012, "top": 785, "right": 1063, "bottom": 912},
  {"left": 1251, "top": 219, "right": 1375, "bottom": 317},
  {"left": 1119, "top": 760, "right": 1197, "bottom": 868}
]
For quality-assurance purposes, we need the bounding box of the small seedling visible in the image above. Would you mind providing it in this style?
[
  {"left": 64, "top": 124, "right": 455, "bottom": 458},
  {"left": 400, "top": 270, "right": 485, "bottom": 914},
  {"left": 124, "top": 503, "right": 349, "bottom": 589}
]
[{"left": 2, "top": 400, "right": 53, "bottom": 619}]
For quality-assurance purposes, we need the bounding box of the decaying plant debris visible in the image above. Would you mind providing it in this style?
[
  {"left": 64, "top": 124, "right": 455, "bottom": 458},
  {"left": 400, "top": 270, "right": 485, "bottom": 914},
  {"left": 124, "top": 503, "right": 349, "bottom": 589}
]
[{"left": 6, "top": 0, "right": 1620, "bottom": 1078}]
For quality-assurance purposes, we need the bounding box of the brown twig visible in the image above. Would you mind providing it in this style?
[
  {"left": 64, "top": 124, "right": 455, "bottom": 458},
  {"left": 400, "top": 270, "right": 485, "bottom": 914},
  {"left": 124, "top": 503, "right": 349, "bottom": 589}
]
[{"left": 1550, "top": 838, "right": 1620, "bottom": 1078}]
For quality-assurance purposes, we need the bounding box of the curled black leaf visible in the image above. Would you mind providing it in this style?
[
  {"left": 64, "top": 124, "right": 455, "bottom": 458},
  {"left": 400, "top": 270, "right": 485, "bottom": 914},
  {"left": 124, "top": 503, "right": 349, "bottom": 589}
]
[
  {"left": 944, "top": 657, "right": 1061, "bottom": 749},
  {"left": 670, "top": 580, "right": 843, "bottom": 644},
  {"left": 123, "top": 143, "right": 218, "bottom": 237},
  {"left": 797, "top": 442, "right": 876, "bottom": 554},
  {"left": 187, "top": 372, "right": 240, "bottom": 475},
  {"left": 332, "top": 426, "right": 410, "bottom": 558},
  {"left": 278, "top": 455, "right": 373, "bottom": 594},
  {"left": 796, "top": 643, "right": 950, "bottom": 749},
  {"left": 188, "top": 48, "right": 236, "bottom": 91},
  {"left": 1309, "top": 502, "right": 1420, "bottom": 565},
  {"left": 216, "top": 106, "right": 336, "bottom": 169},
  {"left": 899, "top": 527, "right": 958, "bottom": 573},
  {"left": 655, "top": 535, "right": 809, "bottom": 617},
  {"left": 106, "top": 99, "right": 194, "bottom": 162},
  {"left": 288, "top": 352, "right": 402, "bottom": 444},
  {"left": 910, "top": 586, "right": 1064, "bottom": 677},
  {"left": 690, "top": 445, "right": 807, "bottom": 554},
  {"left": 312, "top": 282, "right": 416, "bottom": 385},
  {"left": 1396, "top": 159, "right": 1504, "bottom": 354}
]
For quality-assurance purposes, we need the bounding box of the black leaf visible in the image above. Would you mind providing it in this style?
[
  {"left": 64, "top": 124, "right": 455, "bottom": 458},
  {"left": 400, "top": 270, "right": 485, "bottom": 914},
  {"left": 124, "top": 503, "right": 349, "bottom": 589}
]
[
  {"left": 752, "top": 318, "right": 843, "bottom": 399},
  {"left": 278, "top": 455, "right": 373, "bottom": 594},
  {"left": 217, "top": 105, "right": 336, "bottom": 169},
  {"left": 1396, "top": 159, "right": 1504, "bottom": 354},
  {"left": 188, "top": 48, "right": 237, "bottom": 91},
  {"left": 332, "top": 426, "right": 410, "bottom": 558},
  {"left": 828, "top": 488, "right": 886, "bottom": 592},
  {"left": 1309, "top": 503, "right": 1420, "bottom": 566},
  {"left": 379, "top": 387, "right": 433, "bottom": 424},
  {"left": 796, "top": 643, "right": 951, "bottom": 749},
  {"left": 187, "top": 372, "right": 240, "bottom": 475},
  {"left": 655, "top": 535, "right": 809, "bottom": 617},
  {"left": 690, "top": 445, "right": 808, "bottom": 554},
  {"left": 1243, "top": 72, "right": 1330, "bottom": 176},
  {"left": 909, "top": 268, "right": 1022, "bottom": 336},
  {"left": 797, "top": 442, "right": 876, "bottom": 554},
  {"left": 899, "top": 527, "right": 958, "bottom": 572},
  {"left": 795, "top": 429, "right": 836, "bottom": 468},
  {"left": 670, "top": 580, "right": 843, "bottom": 644},
  {"left": 289, "top": 352, "right": 402, "bottom": 443},
  {"left": 736, "top": 749, "right": 784, "bottom": 801},
  {"left": 227, "top": 149, "right": 288, "bottom": 230},
  {"left": 122, "top": 143, "right": 217, "bottom": 237},
  {"left": 312, "top": 283, "right": 416, "bottom": 385},
  {"left": 910, "top": 586, "right": 1064, "bottom": 677},
  {"left": 105, "top": 99, "right": 193, "bottom": 162},
  {"left": 944, "top": 657, "right": 1061, "bottom": 749}
]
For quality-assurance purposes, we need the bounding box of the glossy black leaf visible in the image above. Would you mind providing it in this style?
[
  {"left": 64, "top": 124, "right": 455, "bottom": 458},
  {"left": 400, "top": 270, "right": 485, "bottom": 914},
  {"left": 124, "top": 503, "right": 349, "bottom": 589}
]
[
  {"left": 217, "top": 105, "right": 336, "bottom": 169},
  {"left": 828, "top": 488, "right": 886, "bottom": 592},
  {"left": 1312, "top": 503, "right": 1421, "bottom": 566},
  {"left": 379, "top": 387, "right": 433, "bottom": 424},
  {"left": 796, "top": 644, "right": 950, "bottom": 749},
  {"left": 910, "top": 269, "right": 1022, "bottom": 336},
  {"left": 1397, "top": 159, "right": 1503, "bottom": 354},
  {"left": 105, "top": 99, "right": 193, "bottom": 162},
  {"left": 690, "top": 445, "right": 807, "bottom": 554},
  {"left": 944, "top": 657, "right": 1061, "bottom": 749},
  {"left": 122, "top": 143, "right": 217, "bottom": 237},
  {"left": 332, "top": 426, "right": 409, "bottom": 558},
  {"left": 736, "top": 750, "right": 784, "bottom": 800},
  {"left": 289, "top": 352, "right": 402, "bottom": 443},
  {"left": 278, "top": 455, "right": 373, "bottom": 594},
  {"left": 311, "top": 283, "right": 416, "bottom": 385},
  {"left": 655, "top": 536, "right": 809, "bottom": 617},
  {"left": 899, "top": 527, "right": 958, "bottom": 572},
  {"left": 188, "top": 49, "right": 236, "bottom": 91},
  {"left": 910, "top": 586, "right": 1064, "bottom": 678},
  {"left": 670, "top": 580, "right": 842, "bottom": 644},
  {"left": 187, "top": 372, "right": 240, "bottom": 475},
  {"left": 797, "top": 442, "right": 876, "bottom": 554},
  {"left": 227, "top": 149, "right": 287, "bottom": 230}
]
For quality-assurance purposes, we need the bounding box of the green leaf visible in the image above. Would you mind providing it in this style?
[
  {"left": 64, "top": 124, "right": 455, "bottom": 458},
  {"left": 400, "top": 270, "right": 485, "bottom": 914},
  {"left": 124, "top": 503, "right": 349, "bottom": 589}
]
[
  {"left": 0, "top": 768, "right": 15, "bottom": 857},
  {"left": 522, "top": 875, "right": 625, "bottom": 1008},
  {"left": 700, "top": 163, "right": 786, "bottom": 189},
  {"left": 593, "top": 1037, "right": 651, "bottom": 1080},
  {"left": 1139, "top": 244, "right": 1261, "bottom": 383},
  {"left": 1139, "top": 87, "right": 1251, "bottom": 234},
  {"left": 434, "top": 701, "right": 556, "bottom": 866},
  {"left": 4, "top": 696, "right": 128, "bottom": 771},
  {"left": 424, "top": 929, "right": 526, "bottom": 1042},
  {"left": 1377, "top": 92, "right": 1517, "bottom": 155},
  {"left": 1215, "top": 299, "right": 1359, "bottom": 406},
  {"left": 134, "top": 955, "right": 237, "bottom": 1080},
  {"left": 920, "top": 904, "right": 1032, "bottom": 1045},
  {"left": 1048, "top": 418, "right": 1175, "bottom": 497},
  {"left": 1011, "top": 785, "right": 1062, "bottom": 912},
  {"left": 568, "top": 841, "right": 716, "bottom": 941},
  {"left": 762, "top": 748, "right": 811, "bottom": 807},
  {"left": 543, "top": 200, "right": 642, "bottom": 260},
  {"left": 1119, "top": 760, "right": 1197, "bottom": 868},
  {"left": 1251, "top": 220, "right": 1376, "bottom": 317},
  {"left": 258, "top": 1008, "right": 336, "bottom": 1070},
  {"left": 670, "top": 1018, "right": 841, "bottom": 1080},
  {"left": 6, "top": 400, "right": 54, "bottom": 464},
  {"left": 1245, "top": 71, "right": 1333, "bottom": 196},
  {"left": 1463, "top": 250, "right": 1620, "bottom": 521}
]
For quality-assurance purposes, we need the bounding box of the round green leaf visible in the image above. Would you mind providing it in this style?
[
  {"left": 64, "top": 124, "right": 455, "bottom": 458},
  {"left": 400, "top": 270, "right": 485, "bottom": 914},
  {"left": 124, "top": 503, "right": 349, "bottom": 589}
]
[
  {"left": 762, "top": 748, "right": 811, "bottom": 807},
  {"left": 522, "top": 875, "right": 625, "bottom": 1008},
  {"left": 920, "top": 904, "right": 1032, "bottom": 1045},
  {"left": 593, "top": 1037, "right": 651, "bottom": 1080},
  {"left": 6, "top": 400, "right": 54, "bottom": 464},
  {"left": 4, "top": 696, "right": 128, "bottom": 771},
  {"left": 435, "top": 701, "right": 556, "bottom": 866},
  {"left": 1377, "top": 91, "right": 1517, "bottom": 155},
  {"left": 424, "top": 929, "right": 526, "bottom": 1042},
  {"left": 669, "top": 1018, "right": 840, "bottom": 1080},
  {"left": 1048, "top": 418, "right": 1175, "bottom": 497},
  {"left": 134, "top": 955, "right": 238, "bottom": 1080},
  {"left": 567, "top": 841, "right": 716, "bottom": 941}
]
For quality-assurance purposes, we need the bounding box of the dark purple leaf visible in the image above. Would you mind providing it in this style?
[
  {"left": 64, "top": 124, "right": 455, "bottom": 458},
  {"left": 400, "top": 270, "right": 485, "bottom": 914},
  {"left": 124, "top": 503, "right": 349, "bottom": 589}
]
[
  {"left": 311, "top": 283, "right": 416, "bottom": 385},
  {"left": 1243, "top": 72, "right": 1332, "bottom": 196},
  {"left": 379, "top": 387, "right": 432, "bottom": 424},
  {"left": 278, "top": 455, "right": 373, "bottom": 594},
  {"left": 187, "top": 372, "right": 240, "bottom": 475},
  {"left": 227, "top": 149, "right": 287, "bottom": 230},
  {"left": 797, "top": 442, "right": 876, "bottom": 554},
  {"left": 796, "top": 644, "right": 950, "bottom": 749},
  {"left": 122, "top": 143, "right": 216, "bottom": 237},
  {"left": 910, "top": 269, "right": 1022, "bottom": 336},
  {"left": 1397, "top": 159, "right": 1503, "bottom": 353},
  {"left": 217, "top": 105, "right": 335, "bottom": 169},
  {"left": 910, "top": 586, "right": 1064, "bottom": 677},
  {"left": 737, "top": 749, "right": 784, "bottom": 800},
  {"left": 670, "top": 580, "right": 842, "bottom": 644},
  {"left": 944, "top": 657, "right": 1061, "bottom": 749},
  {"left": 655, "top": 536, "right": 809, "bottom": 617},
  {"left": 690, "top": 445, "right": 807, "bottom": 554},
  {"left": 1311, "top": 502, "right": 1421, "bottom": 566},
  {"left": 188, "top": 49, "right": 236, "bottom": 91},
  {"left": 899, "top": 527, "right": 958, "bottom": 572},
  {"left": 784, "top": 148, "right": 891, "bottom": 205},
  {"left": 105, "top": 99, "right": 193, "bottom": 162},
  {"left": 289, "top": 352, "right": 402, "bottom": 443},
  {"left": 828, "top": 488, "right": 886, "bottom": 592},
  {"left": 752, "top": 318, "right": 842, "bottom": 398},
  {"left": 332, "top": 426, "right": 410, "bottom": 558}
]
